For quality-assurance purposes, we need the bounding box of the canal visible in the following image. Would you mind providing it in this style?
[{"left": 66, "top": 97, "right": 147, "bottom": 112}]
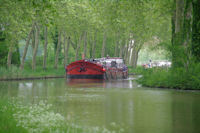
[{"left": 0, "top": 77, "right": 200, "bottom": 133}]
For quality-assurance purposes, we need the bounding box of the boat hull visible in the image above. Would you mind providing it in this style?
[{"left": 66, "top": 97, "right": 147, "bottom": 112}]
[
  {"left": 67, "top": 74, "right": 104, "bottom": 79},
  {"left": 66, "top": 60, "right": 105, "bottom": 79}
]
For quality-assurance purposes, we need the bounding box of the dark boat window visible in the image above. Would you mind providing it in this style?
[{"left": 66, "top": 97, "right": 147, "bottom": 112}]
[{"left": 111, "top": 61, "right": 117, "bottom": 67}]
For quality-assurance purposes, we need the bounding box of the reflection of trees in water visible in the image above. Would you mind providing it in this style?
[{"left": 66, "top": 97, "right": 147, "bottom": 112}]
[
  {"left": 0, "top": 81, "right": 19, "bottom": 97},
  {"left": 172, "top": 93, "right": 200, "bottom": 133},
  {"left": 105, "top": 90, "right": 200, "bottom": 133},
  {"left": 105, "top": 90, "right": 174, "bottom": 133}
]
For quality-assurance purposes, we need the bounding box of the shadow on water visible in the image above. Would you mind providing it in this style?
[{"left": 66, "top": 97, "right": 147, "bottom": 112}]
[{"left": 0, "top": 77, "right": 200, "bottom": 133}]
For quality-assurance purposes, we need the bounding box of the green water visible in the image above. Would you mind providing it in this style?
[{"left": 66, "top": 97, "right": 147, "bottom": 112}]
[{"left": 0, "top": 77, "right": 200, "bottom": 133}]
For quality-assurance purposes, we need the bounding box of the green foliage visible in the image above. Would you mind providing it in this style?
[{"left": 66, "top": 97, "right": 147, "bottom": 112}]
[
  {"left": 0, "top": 40, "right": 8, "bottom": 66},
  {"left": 128, "top": 66, "right": 145, "bottom": 75},
  {"left": 137, "top": 64, "right": 200, "bottom": 90},
  {"left": 192, "top": 0, "right": 200, "bottom": 61},
  {"left": 0, "top": 99, "right": 27, "bottom": 133},
  {"left": 0, "top": 0, "right": 173, "bottom": 68},
  {"left": 0, "top": 40, "right": 20, "bottom": 66}
]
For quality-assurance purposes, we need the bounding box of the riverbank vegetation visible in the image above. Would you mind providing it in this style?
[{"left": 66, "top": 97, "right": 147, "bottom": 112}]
[
  {"left": 0, "top": 0, "right": 199, "bottom": 84},
  {"left": 134, "top": 0, "right": 200, "bottom": 90},
  {"left": 130, "top": 64, "right": 200, "bottom": 90}
]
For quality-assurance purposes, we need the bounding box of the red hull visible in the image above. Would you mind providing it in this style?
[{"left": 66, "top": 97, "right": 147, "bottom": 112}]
[{"left": 66, "top": 60, "right": 106, "bottom": 79}]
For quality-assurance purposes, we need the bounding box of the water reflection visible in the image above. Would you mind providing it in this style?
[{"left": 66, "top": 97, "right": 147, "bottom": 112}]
[
  {"left": 66, "top": 78, "right": 136, "bottom": 89},
  {"left": 66, "top": 79, "right": 106, "bottom": 88},
  {"left": 0, "top": 78, "right": 200, "bottom": 133}
]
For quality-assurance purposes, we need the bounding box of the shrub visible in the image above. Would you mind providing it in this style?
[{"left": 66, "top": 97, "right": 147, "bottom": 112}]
[{"left": 137, "top": 63, "right": 200, "bottom": 90}]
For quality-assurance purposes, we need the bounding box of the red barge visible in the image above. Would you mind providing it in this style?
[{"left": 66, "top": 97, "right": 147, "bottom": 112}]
[{"left": 65, "top": 57, "right": 128, "bottom": 80}]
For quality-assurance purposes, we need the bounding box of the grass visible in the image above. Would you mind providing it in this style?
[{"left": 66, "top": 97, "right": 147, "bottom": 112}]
[
  {"left": 0, "top": 65, "right": 65, "bottom": 79},
  {"left": 131, "top": 63, "right": 200, "bottom": 90},
  {"left": 0, "top": 98, "right": 27, "bottom": 133}
]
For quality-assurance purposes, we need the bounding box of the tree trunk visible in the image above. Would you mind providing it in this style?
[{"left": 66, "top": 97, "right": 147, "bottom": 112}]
[
  {"left": 131, "top": 48, "right": 139, "bottom": 68},
  {"left": 172, "top": 0, "right": 184, "bottom": 67},
  {"left": 7, "top": 44, "right": 13, "bottom": 68},
  {"left": 75, "top": 32, "right": 83, "bottom": 60},
  {"left": 83, "top": 31, "right": 87, "bottom": 58},
  {"left": 63, "top": 32, "right": 66, "bottom": 67},
  {"left": 114, "top": 42, "right": 118, "bottom": 57},
  {"left": 88, "top": 34, "right": 92, "bottom": 58},
  {"left": 32, "top": 23, "right": 40, "bottom": 70},
  {"left": 65, "top": 37, "right": 70, "bottom": 66},
  {"left": 101, "top": 31, "right": 106, "bottom": 57},
  {"left": 122, "top": 41, "right": 127, "bottom": 60},
  {"left": 119, "top": 43, "right": 123, "bottom": 58},
  {"left": 70, "top": 31, "right": 78, "bottom": 50},
  {"left": 114, "top": 33, "right": 119, "bottom": 57},
  {"left": 43, "top": 26, "right": 48, "bottom": 70},
  {"left": 127, "top": 39, "right": 133, "bottom": 65},
  {"left": 172, "top": 0, "right": 194, "bottom": 68},
  {"left": 54, "top": 30, "right": 61, "bottom": 69},
  {"left": 192, "top": 0, "right": 200, "bottom": 61},
  {"left": 31, "top": 29, "right": 35, "bottom": 51},
  {"left": 124, "top": 40, "right": 129, "bottom": 64},
  {"left": 92, "top": 31, "right": 97, "bottom": 58},
  {"left": 20, "top": 24, "right": 34, "bottom": 70}
]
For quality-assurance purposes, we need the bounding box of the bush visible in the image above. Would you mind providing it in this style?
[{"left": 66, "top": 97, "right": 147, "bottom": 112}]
[
  {"left": 128, "top": 66, "right": 146, "bottom": 75},
  {"left": 137, "top": 63, "right": 200, "bottom": 90}
]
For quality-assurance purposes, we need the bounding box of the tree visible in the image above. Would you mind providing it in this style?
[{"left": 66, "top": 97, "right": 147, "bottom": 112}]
[
  {"left": 172, "top": 0, "right": 200, "bottom": 68},
  {"left": 43, "top": 26, "right": 48, "bottom": 70},
  {"left": 54, "top": 30, "right": 61, "bottom": 69},
  {"left": 32, "top": 23, "right": 40, "bottom": 70},
  {"left": 20, "top": 24, "right": 35, "bottom": 70}
]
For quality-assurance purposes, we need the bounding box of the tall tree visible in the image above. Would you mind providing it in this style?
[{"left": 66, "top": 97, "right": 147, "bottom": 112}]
[
  {"left": 92, "top": 30, "right": 97, "bottom": 58},
  {"left": 192, "top": 0, "right": 200, "bottom": 61},
  {"left": 54, "top": 30, "right": 61, "bottom": 69},
  {"left": 172, "top": 0, "right": 200, "bottom": 68},
  {"left": 65, "top": 36, "right": 70, "bottom": 66},
  {"left": 101, "top": 32, "right": 107, "bottom": 57},
  {"left": 20, "top": 23, "right": 35, "bottom": 70},
  {"left": 83, "top": 31, "right": 87, "bottom": 58},
  {"left": 32, "top": 23, "right": 40, "bottom": 70},
  {"left": 43, "top": 26, "right": 48, "bottom": 70},
  {"left": 75, "top": 33, "right": 83, "bottom": 60}
]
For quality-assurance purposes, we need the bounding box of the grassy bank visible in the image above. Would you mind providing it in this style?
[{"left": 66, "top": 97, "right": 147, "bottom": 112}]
[
  {"left": 0, "top": 65, "right": 65, "bottom": 80},
  {"left": 129, "top": 64, "right": 200, "bottom": 90}
]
